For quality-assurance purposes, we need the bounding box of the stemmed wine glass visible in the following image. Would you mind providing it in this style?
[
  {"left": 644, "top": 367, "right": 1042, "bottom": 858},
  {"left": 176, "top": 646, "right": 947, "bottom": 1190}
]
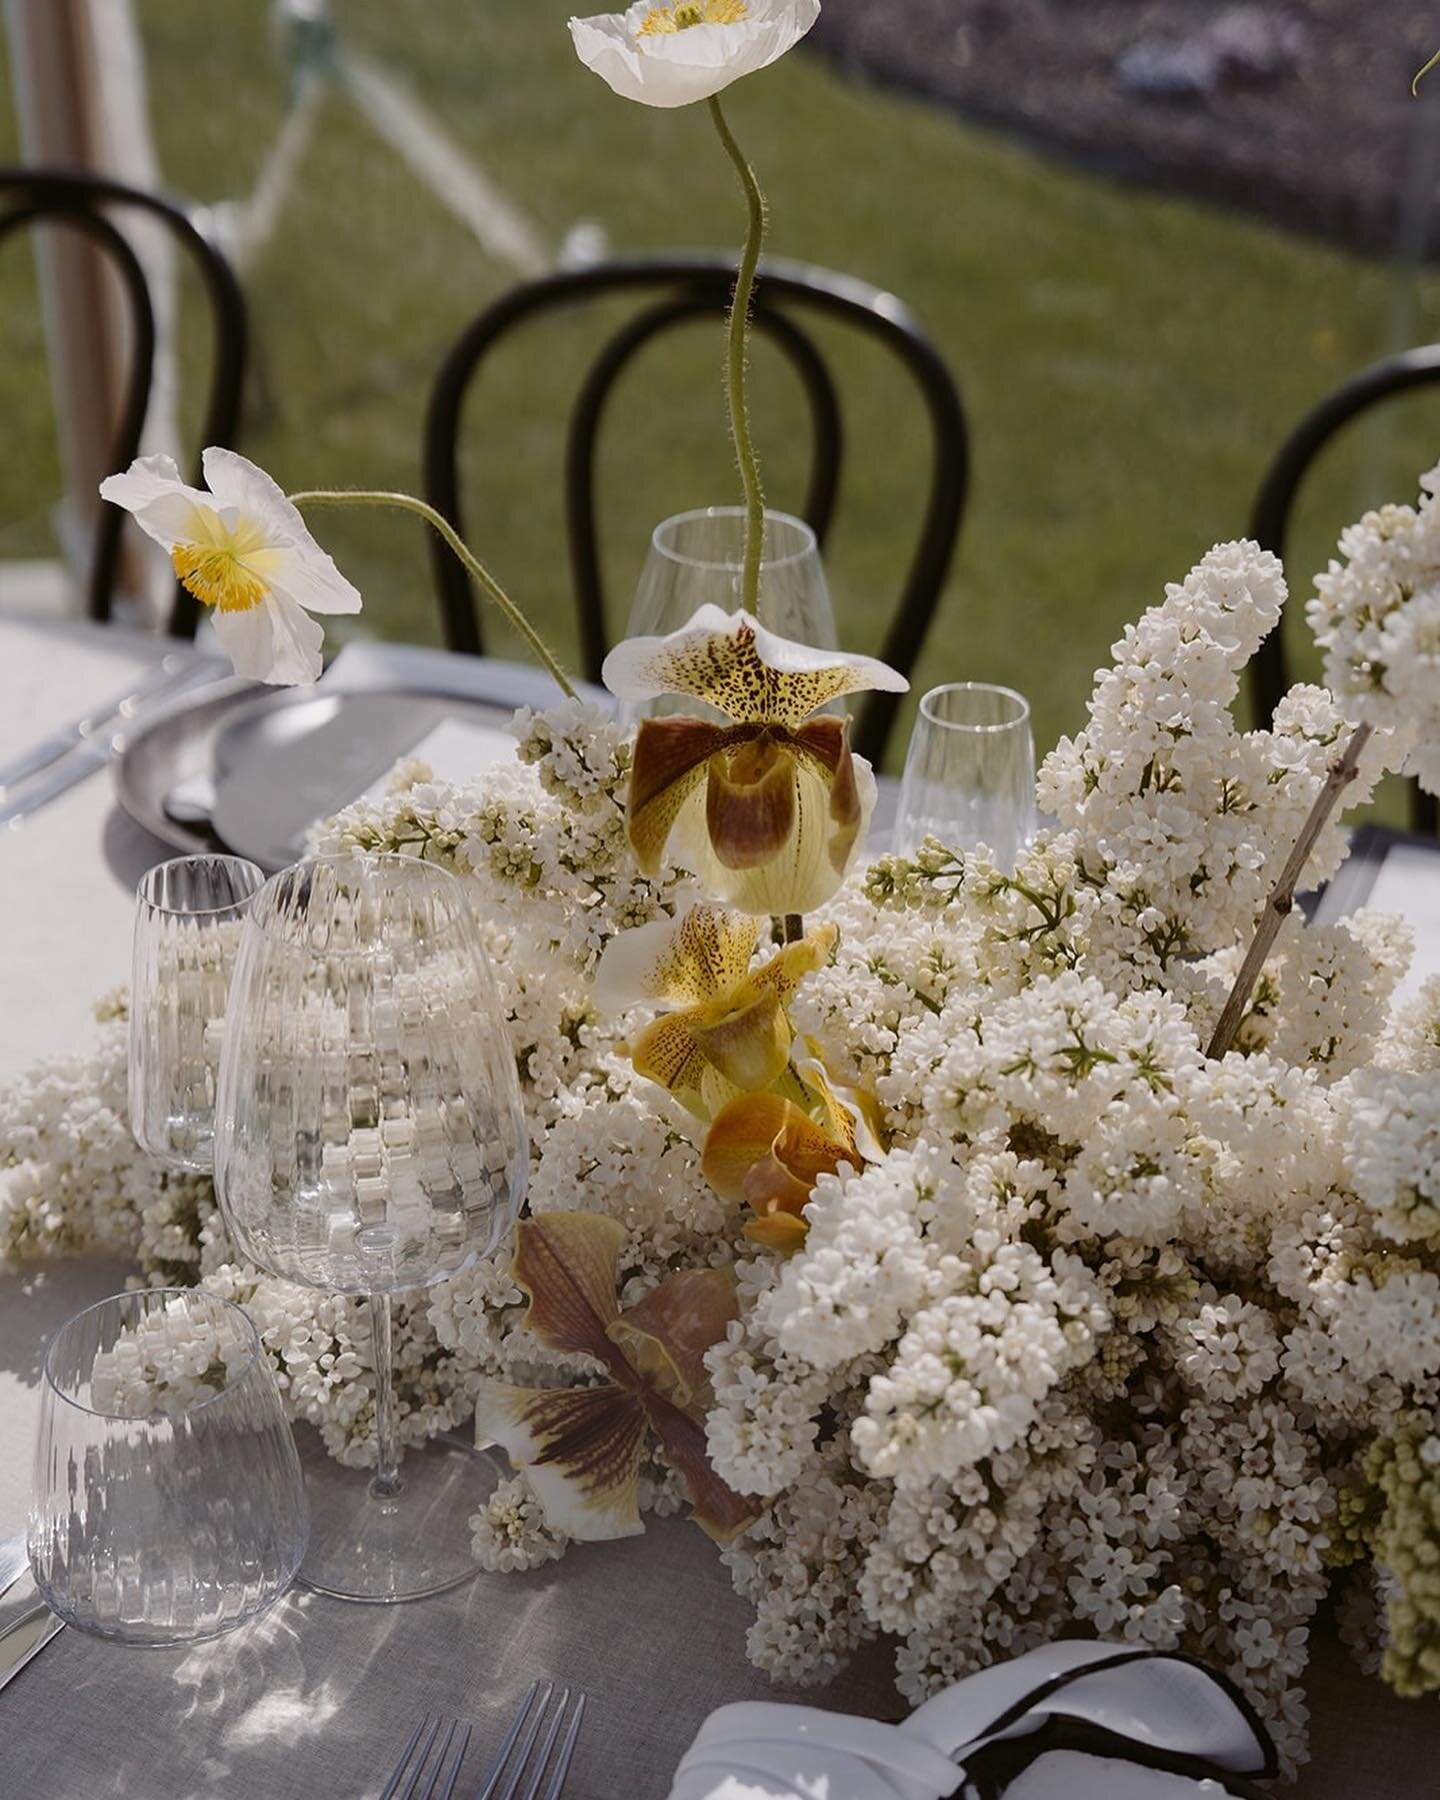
[
  {"left": 622, "top": 507, "right": 837, "bottom": 722},
  {"left": 213, "top": 853, "right": 528, "bottom": 1602}
]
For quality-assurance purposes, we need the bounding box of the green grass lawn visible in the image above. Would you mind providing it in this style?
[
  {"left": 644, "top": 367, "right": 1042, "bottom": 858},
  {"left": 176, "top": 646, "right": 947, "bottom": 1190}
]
[{"left": 4, "top": 0, "right": 1440, "bottom": 797}]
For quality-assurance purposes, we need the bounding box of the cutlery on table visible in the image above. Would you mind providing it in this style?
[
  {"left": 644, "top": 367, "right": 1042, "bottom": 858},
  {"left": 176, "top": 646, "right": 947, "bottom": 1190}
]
[
  {"left": 0, "top": 1532, "right": 29, "bottom": 1602},
  {"left": 0, "top": 1601, "right": 64, "bottom": 1696},
  {"left": 0, "top": 652, "right": 198, "bottom": 793},
  {"left": 0, "top": 656, "right": 228, "bottom": 828},
  {"left": 381, "top": 1712, "right": 473, "bottom": 1800},
  {"left": 475, "top": 1681, "right": 588, "bottom": 1800}
]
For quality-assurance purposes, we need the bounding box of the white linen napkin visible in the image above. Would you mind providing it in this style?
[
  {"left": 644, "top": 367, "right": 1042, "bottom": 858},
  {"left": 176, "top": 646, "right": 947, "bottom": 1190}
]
[{"left": 666, "top": 1643, "right": 1273, "bottom": 1799}]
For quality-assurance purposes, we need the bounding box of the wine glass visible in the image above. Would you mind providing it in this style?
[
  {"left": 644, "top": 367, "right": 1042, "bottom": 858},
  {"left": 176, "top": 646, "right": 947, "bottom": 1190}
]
[
  {"left": 622, "top": 507, "right": 836, "bottom": 721},
  {"left": 894, "top": 682, "right": 1038, "bottom": 870},
  {"left": 29, "top": 1287, "right": 307, "bottom": 1645},
  {"left": 213, "top": 853, "right": 527, "bottom": 1602},
  {"left": 129, "top": 853, "right": 264, "bottom": 1171}
]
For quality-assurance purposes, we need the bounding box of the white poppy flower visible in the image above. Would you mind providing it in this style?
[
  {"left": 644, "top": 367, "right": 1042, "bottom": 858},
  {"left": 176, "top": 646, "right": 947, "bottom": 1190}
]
[
  {"left": 99, "top": 448, "right": 361, "bottom": 685},
  {"left": 568, "top": 0, "right": 820, "bottom": 109}
]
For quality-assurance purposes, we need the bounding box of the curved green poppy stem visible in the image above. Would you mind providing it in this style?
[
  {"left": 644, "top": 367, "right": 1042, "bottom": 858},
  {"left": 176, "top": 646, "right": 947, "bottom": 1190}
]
[
  {"left": 708, "top": 94, "right": 768, "bottom": 616},
  {"left": 1415, "top": 49, "right": 1440, "bottom": 96},
  {"left": 287, "top": 488, "right": 577, "bottom": 700}
]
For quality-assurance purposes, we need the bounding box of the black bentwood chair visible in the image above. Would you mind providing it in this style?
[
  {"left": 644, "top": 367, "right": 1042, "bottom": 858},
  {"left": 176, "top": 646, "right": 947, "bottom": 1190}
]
[
  {"left": 422, "top": 254, "right": 969, "bottom": 768},
  {"left": 1246, "top": 346, "right": 1440, "bottom": 834},
  {"left": 0, "top": 166, "right": 248, "bottom": 638}
]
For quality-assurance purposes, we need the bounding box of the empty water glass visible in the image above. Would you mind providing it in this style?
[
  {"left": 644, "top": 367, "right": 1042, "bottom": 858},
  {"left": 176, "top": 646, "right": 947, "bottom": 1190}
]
[
  {"left": 129, "top": 854, "right": 264, "bottom": 1171},
  {"left": 28, "top": 1287, "right": 307, "bottom": 1645},
  {"left": 894, "top": 683, "right": 1037, "bottom": 869}
]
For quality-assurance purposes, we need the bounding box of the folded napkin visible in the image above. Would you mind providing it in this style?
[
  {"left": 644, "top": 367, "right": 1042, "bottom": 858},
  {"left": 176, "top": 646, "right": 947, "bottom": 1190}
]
[{"left": 666, "top": 1643, "right": 1276, "bottom": 1800}]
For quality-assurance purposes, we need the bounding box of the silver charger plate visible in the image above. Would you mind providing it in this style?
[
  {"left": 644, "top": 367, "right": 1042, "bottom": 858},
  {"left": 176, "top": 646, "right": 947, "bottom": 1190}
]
[
  {"left": 116, "top": 683, "right": 514, "bottom": 869},
  {"left": 209, "top": 688, "right": 512, "bottom": 871},
  {"left": 113, "top": 676, "right": 266, "bottom": 857}
]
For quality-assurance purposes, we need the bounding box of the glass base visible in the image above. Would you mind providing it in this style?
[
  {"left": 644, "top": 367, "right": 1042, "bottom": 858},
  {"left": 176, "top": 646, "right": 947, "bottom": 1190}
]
[{"left": 292, "top": 1423, "right": 502, "bottom": 1604}]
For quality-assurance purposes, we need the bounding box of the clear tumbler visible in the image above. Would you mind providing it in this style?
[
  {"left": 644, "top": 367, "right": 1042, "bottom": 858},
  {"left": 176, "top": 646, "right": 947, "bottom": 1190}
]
[
  {"left": 129, "top": 854, "right": 264, "bottom": 1171},
  {"left": 28, "top": 1287, "right": 307, "bottom": 1645}
]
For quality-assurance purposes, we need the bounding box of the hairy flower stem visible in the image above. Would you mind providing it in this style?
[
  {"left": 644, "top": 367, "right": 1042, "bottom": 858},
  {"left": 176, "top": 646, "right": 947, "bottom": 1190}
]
[
  {"left": 1206, "top": 720, "right": 1374, "bottom": 1060},
  {"left": 288, "top": 489, "right": 577, "bottom": 700},
  {"left": 708, "top": 94, "right": 768, "bottom": 616}
]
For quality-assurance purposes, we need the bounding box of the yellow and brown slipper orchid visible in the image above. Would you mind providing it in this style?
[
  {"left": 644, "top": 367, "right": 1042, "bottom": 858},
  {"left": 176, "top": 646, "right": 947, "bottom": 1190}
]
[
  {"left": 602, "top": 606, "right": 908, "bottom": 916},
  {"left": 594, "top": 903, "right": 837, "bottom": 1117},
  {"left": 702, "top": 1052, "right": 885, "bottom": 1251},
  {"left": 472, "top": 1212, "right": 758, "bottom": 1542}
]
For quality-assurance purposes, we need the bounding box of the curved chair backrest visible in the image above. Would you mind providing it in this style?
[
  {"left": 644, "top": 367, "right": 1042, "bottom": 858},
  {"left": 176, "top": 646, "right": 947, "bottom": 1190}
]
[
  {"left": 0, "top": 166, "right": 248, "bottom": 638},
  {"left": 1247, "top": 345, "right": 1440, "bottom": 834},
  {"left": 423, "top": 254, "right": 968, "bottom": 766}
]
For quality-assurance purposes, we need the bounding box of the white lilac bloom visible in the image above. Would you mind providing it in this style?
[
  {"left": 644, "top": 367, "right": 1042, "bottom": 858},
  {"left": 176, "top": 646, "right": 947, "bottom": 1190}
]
[
  {"left": 568, "top": 0, "right": 819, "bottom": 109},
  {"left": 1307, "top": 465, "right": 1440, "bottom": 792},
  {"left": 100, "top": 448, "right": 361, "bottom": 684}
]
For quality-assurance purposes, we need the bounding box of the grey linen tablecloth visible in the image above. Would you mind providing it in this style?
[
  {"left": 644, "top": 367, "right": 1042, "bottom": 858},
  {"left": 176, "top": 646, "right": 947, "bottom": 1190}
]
[{"left": 0, "top": 618, "right": 1433, "bottom": 1798}]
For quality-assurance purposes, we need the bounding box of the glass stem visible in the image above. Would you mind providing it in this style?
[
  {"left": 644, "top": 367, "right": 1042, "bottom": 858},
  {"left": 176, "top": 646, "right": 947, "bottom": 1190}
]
[
  {"left": 286, "top": 489, "right": 578, "bottom": 701},
  {"left": 707, "top": 94, "right": 768, "bottom": 617},
  {"left": 369, "top": 1292, "right": 403, "bottom": 1500}
]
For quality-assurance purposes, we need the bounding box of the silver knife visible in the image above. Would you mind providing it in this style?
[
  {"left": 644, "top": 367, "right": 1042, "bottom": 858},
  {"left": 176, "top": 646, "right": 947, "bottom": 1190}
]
[
  {"left": 0, "top": 1602, "right": 64, "bottom": 1694},
  {"left": 0, "top": 652, "right": 195, "bottom": 795},
  {"left": 0, "top": 658, "right": 230, "bottom": 829},
  {"left": 0, "top": 1533, "right": 28, "bottom": 1601},
  {"left": 0, "top": 652, "right": 228, "bottom": 794}
]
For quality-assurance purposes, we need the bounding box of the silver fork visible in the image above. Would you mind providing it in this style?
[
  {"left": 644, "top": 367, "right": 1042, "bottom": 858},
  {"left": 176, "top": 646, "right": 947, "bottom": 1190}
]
[
  {"left": 475, "top": 1681, "right": 588, "bottom": 1800},
  {"left": 380, "top": 1712, "right": 473, "bottom": 1800}
]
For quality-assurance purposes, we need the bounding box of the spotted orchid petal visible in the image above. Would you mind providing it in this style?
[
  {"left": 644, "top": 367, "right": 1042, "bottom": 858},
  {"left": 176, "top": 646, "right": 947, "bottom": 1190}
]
[
  {"left": 474, "top": 1378, "right": 647, "bottom": 1540},
  {"left": 594, "top": 905, "right": 760, "bottom": 1012},
  {"left": 628, "top": 1010, "right": 713, "bottom": 1114},
  {"left": 611, "top": 909, "right": 836, "bottom": 1115},
  {"left": 604, "top": 605, "right": 907, "bottom": 728},
  {"left": 99, "top": 449, "right": 360, "bottom": 686},
  {"left": 748, "top": 921, "right": 839, "bottom": 999}
]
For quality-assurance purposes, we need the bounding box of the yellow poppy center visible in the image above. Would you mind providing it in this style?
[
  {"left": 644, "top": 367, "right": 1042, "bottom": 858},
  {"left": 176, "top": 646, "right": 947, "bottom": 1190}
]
[
  {"left": 168, "top": 509, "right": 275, "bottom": 614},
  {"left": 637, "top": 1, "right": 748, "bottom": 35}
]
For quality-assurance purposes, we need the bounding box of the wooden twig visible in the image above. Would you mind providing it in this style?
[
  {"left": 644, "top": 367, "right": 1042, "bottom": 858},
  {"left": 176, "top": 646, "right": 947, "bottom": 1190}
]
[{"left": 1205, "top": 721, "right": 1373, "bottom": 1060}]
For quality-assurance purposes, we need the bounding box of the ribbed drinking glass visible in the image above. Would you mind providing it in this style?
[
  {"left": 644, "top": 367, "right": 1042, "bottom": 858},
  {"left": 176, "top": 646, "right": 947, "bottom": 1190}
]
[
  {"left": 28, "top": 1287, "right": 307, "bottom": 1646},
  {"left": 894, "top": 682, "right": 1038, "bottom": 869},
  {"left": 622, "top": 507, "right": 836, "bottom": 720},
  {"left": 129, "top": 854, "right": 264, "bottom": 1172},
  {"left": 213, "top": 853, "right": 528, "bottom": 1602}
]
